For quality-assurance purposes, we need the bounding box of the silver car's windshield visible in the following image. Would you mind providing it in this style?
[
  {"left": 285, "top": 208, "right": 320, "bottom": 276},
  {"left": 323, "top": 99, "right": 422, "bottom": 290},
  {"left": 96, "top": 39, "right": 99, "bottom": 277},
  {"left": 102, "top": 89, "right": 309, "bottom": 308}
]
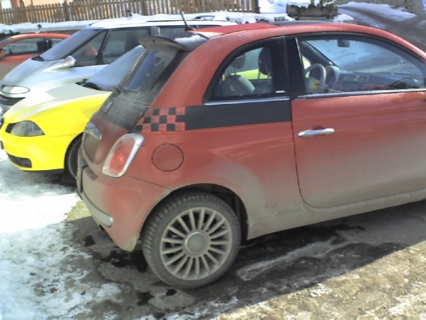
[
  {"left": 83, "top": 45, "right": 145, "bottom": 91},
  {"left": 39, "top": 29, "right": 102, "bottom": 61}
]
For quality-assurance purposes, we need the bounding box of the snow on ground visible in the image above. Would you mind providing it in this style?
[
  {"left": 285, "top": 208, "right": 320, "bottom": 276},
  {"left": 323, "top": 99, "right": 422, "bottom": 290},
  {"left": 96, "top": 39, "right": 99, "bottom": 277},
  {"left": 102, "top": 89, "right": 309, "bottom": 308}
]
[
  {"left": 0, "top": 150, "right": 123, "bottom": 319},
  {"left": 341, "top": 1, "right": 417, "bottom": 20}
]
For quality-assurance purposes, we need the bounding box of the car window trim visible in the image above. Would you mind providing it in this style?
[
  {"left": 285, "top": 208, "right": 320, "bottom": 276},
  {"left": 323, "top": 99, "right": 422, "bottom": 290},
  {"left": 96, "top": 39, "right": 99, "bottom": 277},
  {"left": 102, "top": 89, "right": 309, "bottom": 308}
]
[{"left": 204, "top": 96, "right": 290, "bottom": 106}]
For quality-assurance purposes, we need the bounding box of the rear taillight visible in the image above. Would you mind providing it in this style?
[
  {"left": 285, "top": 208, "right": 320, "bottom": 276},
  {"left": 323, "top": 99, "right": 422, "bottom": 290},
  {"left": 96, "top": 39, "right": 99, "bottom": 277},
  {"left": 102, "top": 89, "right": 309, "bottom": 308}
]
[{"left": 102, "top": 133, "right": 144, "bottom": 178}]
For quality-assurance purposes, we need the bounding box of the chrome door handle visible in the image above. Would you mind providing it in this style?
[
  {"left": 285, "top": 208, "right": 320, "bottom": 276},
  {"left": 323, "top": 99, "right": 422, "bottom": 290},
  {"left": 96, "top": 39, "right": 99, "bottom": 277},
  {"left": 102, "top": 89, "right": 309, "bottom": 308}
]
[{"left": 298, "top": 128, "right": 335, "bottom": 138}]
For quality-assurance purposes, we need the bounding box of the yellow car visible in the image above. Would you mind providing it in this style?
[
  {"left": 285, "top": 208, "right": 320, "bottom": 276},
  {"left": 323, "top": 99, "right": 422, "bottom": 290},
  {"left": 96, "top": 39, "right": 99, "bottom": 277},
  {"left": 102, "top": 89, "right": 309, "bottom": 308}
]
[{"left": 0, "top": 45, "right": 144, "bottom": 178}]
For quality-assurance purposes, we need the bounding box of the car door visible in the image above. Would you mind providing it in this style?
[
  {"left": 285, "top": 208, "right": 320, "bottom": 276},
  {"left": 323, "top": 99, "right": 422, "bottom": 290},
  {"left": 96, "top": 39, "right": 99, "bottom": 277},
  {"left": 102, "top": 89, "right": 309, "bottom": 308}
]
[
  {"left": 290, "top": 34, "right": 426, "bottom": 208},
  {"left": 203, "top": 39, "right": 301, "bottom": 227}
]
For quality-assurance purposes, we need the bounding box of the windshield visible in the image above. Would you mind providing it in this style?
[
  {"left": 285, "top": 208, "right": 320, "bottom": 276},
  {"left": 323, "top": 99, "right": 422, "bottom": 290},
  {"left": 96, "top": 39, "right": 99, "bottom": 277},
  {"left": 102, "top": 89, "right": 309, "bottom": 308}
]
[
  {"left": 83, "top": 45, "right": 145, "bottom": 91},
  {"left": 39, "top": 28, "right": 101, "bottom": 61}
]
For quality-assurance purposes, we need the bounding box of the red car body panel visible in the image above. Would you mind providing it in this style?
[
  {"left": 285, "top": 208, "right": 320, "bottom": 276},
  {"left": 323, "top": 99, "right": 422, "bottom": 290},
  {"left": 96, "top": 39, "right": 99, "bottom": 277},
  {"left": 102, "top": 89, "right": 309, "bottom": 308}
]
[
  {"left": 78, "top": 22, "right": 426, "bottom": 252},
  {"left": 293, "top": 91, "right": 426, "bottom": 208},
  {"left": 0, "top": 33, "right": 69, "bottom": 78}
]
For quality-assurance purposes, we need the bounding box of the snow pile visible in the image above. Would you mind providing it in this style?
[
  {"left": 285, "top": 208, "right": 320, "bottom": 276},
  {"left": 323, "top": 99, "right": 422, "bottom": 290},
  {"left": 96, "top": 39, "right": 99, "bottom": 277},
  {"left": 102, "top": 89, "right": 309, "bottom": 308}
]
[{"left": 0, "top": 150, "right": 122, "bottom": 319}]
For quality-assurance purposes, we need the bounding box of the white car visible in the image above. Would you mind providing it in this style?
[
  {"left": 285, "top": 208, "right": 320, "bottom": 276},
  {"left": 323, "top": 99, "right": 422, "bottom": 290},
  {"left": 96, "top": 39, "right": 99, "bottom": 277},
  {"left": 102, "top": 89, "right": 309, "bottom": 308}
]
[{"left": 0, "top": 17, "right": 235, "bottom": 113}]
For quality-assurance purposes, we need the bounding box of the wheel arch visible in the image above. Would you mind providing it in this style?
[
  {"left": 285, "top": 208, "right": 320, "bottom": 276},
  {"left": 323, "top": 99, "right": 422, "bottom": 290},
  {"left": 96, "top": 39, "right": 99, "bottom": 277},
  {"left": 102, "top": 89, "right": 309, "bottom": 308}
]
[
  {"left": 64, "top": 133, "right": 83, "bottom": 177},
  {"left": 141, "top": 183, "right": 249, "bottom": 242},
  {"left": 64, "top": 133, "right": 83, "bottom": 163}
]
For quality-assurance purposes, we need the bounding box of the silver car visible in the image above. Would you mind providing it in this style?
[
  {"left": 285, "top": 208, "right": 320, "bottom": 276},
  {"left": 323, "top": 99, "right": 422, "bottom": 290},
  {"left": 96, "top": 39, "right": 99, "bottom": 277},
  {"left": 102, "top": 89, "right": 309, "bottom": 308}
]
[{"left": 0, "top": 17, "right": 235, "bottom": 113}]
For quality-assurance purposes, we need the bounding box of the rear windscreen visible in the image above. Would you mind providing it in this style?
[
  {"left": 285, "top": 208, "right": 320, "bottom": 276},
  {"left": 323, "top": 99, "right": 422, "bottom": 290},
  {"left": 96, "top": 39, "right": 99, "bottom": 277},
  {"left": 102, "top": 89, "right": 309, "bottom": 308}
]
[
  {"left": 100, "top": 45, "right": 187, "bottom": 131},
  {"left": 83, "top": 45, "right": 145, "bottom": 91}
]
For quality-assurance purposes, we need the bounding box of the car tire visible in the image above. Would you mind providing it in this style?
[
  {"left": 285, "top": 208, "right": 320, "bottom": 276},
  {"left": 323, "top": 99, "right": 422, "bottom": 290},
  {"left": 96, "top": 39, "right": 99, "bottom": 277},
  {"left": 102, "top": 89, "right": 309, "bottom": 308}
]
[
  {"left": 142, "top": 190, "right": 241, "bottom": 289},
  {"left": 66, "top": 136, "right": 82, "bottom": 179}
]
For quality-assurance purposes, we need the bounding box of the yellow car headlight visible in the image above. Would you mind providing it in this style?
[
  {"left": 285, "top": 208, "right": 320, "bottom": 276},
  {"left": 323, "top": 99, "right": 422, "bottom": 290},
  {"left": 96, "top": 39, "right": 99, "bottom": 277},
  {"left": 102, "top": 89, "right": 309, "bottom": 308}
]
[{"left": 10, "top": 121, "right": 44, "bottom": 137}]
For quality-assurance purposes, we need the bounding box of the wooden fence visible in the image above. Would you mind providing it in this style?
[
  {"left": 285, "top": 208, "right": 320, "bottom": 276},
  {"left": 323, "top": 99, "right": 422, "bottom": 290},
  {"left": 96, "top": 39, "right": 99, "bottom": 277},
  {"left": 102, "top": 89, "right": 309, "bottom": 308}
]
[{"left": 0, "top": 0, "right": 258, "bottom": 25}]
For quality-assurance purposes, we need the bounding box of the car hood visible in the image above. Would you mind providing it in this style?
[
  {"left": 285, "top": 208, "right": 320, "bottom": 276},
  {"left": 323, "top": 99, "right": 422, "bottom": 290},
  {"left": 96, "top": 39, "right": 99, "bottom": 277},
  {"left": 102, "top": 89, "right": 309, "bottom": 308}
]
[
  {"left": 5, "top": 83, "right": 110, "bottom": 122},
  {"left": 0, "top": 58, "right": 105, "bottom": 97},
  {"left": 1, "top": 58, "right": 52, "bottom": 85}
]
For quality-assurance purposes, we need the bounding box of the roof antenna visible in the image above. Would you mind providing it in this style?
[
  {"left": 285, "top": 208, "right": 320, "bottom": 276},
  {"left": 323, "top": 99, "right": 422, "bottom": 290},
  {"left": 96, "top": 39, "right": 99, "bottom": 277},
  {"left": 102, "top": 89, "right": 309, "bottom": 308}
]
[
  {"left": 241, "top": 11, "right": 247, "bottom": 24},
  {"left": 180, "top": 9, "right": 196, "bottom": 30}
]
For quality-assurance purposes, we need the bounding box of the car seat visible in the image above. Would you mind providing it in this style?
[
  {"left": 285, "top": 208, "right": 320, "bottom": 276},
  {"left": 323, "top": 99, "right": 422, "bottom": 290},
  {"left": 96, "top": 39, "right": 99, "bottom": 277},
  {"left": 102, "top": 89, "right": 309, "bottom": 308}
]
[
  {"left": 217, "top": 54, "right": 255, "bottom": 97},
  {"left": 258, "top": 47, "right": 272, "bottom": 77},
  {"left": 255, "top": 47, "right": 273, "bottom": 94}
]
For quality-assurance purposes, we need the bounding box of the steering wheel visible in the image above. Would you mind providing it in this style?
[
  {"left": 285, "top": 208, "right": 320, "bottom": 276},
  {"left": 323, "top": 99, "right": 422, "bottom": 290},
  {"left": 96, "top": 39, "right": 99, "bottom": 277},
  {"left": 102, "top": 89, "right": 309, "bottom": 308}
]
[
  {"left": 325, "top": 65, "right": 340, "bottom": 89},
  {"left": 305, "top": 63, "right": 326, "bottom": 92}
]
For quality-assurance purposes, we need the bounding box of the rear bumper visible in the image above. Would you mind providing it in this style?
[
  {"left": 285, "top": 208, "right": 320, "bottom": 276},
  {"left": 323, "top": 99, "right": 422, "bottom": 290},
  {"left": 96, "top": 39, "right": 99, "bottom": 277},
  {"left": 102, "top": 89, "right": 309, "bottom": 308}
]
[{"left": 78, "top": 157, "right": 171, "bottom": 251}]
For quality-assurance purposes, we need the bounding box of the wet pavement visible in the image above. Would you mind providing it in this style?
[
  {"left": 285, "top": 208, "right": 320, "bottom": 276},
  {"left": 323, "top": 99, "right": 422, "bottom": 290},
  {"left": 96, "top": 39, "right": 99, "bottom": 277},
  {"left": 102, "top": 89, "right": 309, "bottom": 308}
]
[{"left": 68, "top": 198, "right": 426, "bottom": 319}]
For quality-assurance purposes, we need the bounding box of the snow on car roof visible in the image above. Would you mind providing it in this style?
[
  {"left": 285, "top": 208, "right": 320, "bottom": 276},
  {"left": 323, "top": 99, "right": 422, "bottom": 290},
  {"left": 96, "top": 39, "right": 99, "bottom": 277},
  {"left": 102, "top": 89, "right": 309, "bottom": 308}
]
[
  {"left": 187, "top": 20, "right": 408, "bottom": 41},
  {"left": 87, "top": 16, "right": 236, "bottom": 29}
]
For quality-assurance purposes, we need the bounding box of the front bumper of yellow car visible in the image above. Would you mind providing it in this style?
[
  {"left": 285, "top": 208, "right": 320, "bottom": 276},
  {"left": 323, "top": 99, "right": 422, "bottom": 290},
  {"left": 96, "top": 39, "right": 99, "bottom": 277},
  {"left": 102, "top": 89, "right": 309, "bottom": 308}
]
[{"left": 0, "top": 133, "right": 76, "bottom": 172}]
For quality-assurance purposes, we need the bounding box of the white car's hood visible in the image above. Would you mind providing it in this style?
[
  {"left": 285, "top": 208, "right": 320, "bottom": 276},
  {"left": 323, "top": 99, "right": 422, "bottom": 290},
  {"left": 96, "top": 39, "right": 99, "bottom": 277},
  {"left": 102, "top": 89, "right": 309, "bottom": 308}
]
[
  {"left": 6, "top": 83, "right": 101, "bottom": 119},
  {"left": 0, "top": 58, "right": 106, "bottom": 99}
]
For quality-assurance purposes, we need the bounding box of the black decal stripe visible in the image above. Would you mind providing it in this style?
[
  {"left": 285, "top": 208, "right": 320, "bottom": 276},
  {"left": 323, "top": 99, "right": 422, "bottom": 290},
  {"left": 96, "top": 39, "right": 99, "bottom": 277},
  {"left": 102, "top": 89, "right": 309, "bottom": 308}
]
[
  {"left": 184, "top": 100, "right": 291, "bottom": 130},
  {"left": 136, "top": 100, "right": 291, "bottom": 133}
]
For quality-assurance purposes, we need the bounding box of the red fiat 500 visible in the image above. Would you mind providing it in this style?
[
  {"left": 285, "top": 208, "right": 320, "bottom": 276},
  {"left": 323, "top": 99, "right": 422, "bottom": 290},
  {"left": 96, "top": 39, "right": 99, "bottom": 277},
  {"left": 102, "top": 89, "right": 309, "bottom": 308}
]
[{"left": 78, "top": 22, "right": 426, "bottom": 289}]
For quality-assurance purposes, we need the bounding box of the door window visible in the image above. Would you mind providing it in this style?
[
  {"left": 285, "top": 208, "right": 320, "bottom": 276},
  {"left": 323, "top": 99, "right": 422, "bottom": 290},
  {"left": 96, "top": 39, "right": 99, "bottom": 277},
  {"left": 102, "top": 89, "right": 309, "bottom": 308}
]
[{"left": 298, "top": 36, "right": 426, "bottom": 95}]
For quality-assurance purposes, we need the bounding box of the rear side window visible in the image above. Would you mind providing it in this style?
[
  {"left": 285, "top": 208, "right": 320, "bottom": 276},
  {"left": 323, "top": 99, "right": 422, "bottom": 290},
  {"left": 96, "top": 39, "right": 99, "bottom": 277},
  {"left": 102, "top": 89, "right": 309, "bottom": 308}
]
[{"left": 207, "top": 40, "right": 287, "bottom": 101}]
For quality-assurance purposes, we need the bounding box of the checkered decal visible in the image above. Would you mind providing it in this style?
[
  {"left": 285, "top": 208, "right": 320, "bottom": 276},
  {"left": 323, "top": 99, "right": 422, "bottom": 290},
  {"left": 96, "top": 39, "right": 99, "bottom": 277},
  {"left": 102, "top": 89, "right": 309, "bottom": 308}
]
[{"left": 139, "top": 107, "right": 186, "bottom": 132}]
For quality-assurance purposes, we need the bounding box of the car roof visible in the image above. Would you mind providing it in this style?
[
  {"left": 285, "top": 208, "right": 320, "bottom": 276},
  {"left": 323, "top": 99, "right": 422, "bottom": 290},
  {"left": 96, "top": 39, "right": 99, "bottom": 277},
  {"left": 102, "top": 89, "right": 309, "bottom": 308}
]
[
  {"left": 87, "top": 17, "right": 235, "bottom": 29},
  {"left": 7, "top": 33, "right": 70, "bottom": 39},
  {"left": 141, "top": 21, "right": 426, "bottom": 60},
  {"left": 188, "top": 21, "right": 389, "bottom": 39},
  {"left": 184, "top": 21, "right": 426, "bottom": 55}
]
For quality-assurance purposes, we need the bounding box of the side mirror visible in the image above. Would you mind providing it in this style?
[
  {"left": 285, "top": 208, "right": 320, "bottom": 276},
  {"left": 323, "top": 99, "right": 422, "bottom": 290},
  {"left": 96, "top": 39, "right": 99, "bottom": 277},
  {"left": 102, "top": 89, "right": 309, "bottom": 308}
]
[
  {"left": 338, "top": 39, "right": 350, "bottom": 47},
  {"left": 62, "top": 55, "right": 77, "bottom": 67},
  {"left": 46, "top": 55, "right": 77, "bottom": 71},
  {"left": 0, "top": 49, "right": 6, "bottom": 61}
]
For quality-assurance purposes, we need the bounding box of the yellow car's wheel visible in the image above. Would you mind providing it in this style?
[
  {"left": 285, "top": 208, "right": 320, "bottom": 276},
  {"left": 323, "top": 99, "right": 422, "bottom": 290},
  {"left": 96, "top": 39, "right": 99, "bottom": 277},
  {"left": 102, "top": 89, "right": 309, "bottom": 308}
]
[{"left": 66, "top": 136, "right": 82, "bottom": 179}]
